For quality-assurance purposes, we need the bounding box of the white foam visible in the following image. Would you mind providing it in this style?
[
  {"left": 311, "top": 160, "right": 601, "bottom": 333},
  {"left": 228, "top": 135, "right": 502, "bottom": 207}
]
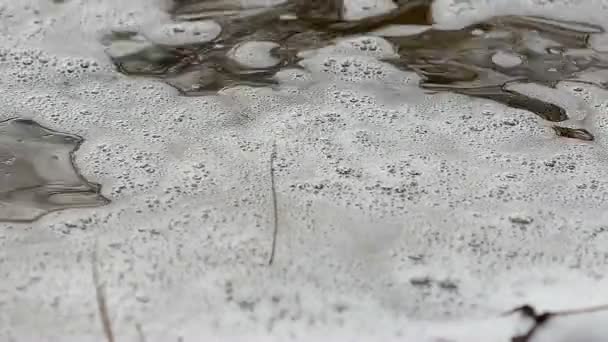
[
  {"left": 2, "top": 0, "right": 608, "bottom": 341},
  {"left": 431, "top": 0, "right": 608, "bottom": 30},
  {"left": 228, "top": 41, "right": 281, "bottom": 69},
  {"left": 491, "top": 50, "right": 523, "bottom": 68}
]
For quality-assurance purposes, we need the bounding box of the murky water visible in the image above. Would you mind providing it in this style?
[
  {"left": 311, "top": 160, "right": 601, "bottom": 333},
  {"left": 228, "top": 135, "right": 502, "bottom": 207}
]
[
  {"left": 0, "top": 3, "right": 601, "bottom": 218},
  {"left": 0, "top": 119, "right": 109, "bottom": 222},
  {"left": 5, "top": 0, "right": 608, "bottom": 339},
  {"left": 103, "top": 0, "right": 607, "bottom": 141}
]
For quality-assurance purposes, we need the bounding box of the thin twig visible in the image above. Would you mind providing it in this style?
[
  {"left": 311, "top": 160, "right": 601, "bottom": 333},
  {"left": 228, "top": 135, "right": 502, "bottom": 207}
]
[
  {"left": 508, "top": 303, "right": 608, "bottom": 342},
  {"left": 556, "top": 303, "right": 608, "bottom": 316},
  {"left": 136, "top": 323, "right": 147, "bottom": 342},
  {"left": 92, "top": 244, "right": 115, "bottom": 342},
  {"left": 268, "top": 141, "right": 279, "bottom": 266}
]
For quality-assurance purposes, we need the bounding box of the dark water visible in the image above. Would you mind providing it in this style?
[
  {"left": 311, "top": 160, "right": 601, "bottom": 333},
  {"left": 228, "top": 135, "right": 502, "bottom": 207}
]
[
  {"left": 0, "top": 119, "right": 109, "bottom": 222},
  {"left": 103, "top": 0, "right": 607, "bottom": 143}
]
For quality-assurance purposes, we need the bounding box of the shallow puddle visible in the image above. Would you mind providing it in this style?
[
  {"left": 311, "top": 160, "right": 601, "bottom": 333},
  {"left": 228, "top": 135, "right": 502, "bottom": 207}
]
[{"left": 0, "top": 119, "right": 109, "bottom": 222}]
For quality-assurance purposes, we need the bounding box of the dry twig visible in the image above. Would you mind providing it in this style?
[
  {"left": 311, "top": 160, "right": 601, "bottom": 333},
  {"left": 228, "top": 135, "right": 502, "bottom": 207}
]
[
  {"left": 92, "top": 245, "right": 115, "bottom": 342},
  {"left": 268, "top": 141, "right": 279, "bottom": 266}
]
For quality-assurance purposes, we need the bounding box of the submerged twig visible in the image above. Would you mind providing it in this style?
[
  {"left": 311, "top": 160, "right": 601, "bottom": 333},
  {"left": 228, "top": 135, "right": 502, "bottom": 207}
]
[
  {"left": 268, "top": 141, "right": 279, "bottom": 266},
  {"left": 92, "top": 245, "right": 115, "bottom": 342}
]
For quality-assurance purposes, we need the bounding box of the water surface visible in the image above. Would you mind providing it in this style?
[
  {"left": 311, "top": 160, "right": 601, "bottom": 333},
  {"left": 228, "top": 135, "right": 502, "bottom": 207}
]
[{"left": 100, "top": 0, "right": 608, "bottom": 141}]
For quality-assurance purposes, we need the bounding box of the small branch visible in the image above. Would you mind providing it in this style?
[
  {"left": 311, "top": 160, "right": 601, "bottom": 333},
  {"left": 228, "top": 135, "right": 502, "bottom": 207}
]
[
  {"left": 92, "top": 245, "right": 115, "bottom": 342},
  {"left": 268, "top": 141, "right": 279, "bottom": 266}
]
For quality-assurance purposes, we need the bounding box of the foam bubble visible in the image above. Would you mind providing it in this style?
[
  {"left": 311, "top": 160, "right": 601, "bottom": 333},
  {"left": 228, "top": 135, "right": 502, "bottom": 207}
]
[
  {"left": 2, "top": 0, "right": 608, "bottom": 341},
  {"left": 142, "top": 19, "right": 222, "bottom": 46},
  {"left": 227, "top": 41, "right": 281, "bottom": 69}
]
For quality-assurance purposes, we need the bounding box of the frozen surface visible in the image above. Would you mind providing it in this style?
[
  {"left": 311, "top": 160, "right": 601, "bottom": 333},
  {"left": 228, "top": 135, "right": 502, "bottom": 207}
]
[{"left": 2, "top": 0, "right": 608, "bottom": 341}]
